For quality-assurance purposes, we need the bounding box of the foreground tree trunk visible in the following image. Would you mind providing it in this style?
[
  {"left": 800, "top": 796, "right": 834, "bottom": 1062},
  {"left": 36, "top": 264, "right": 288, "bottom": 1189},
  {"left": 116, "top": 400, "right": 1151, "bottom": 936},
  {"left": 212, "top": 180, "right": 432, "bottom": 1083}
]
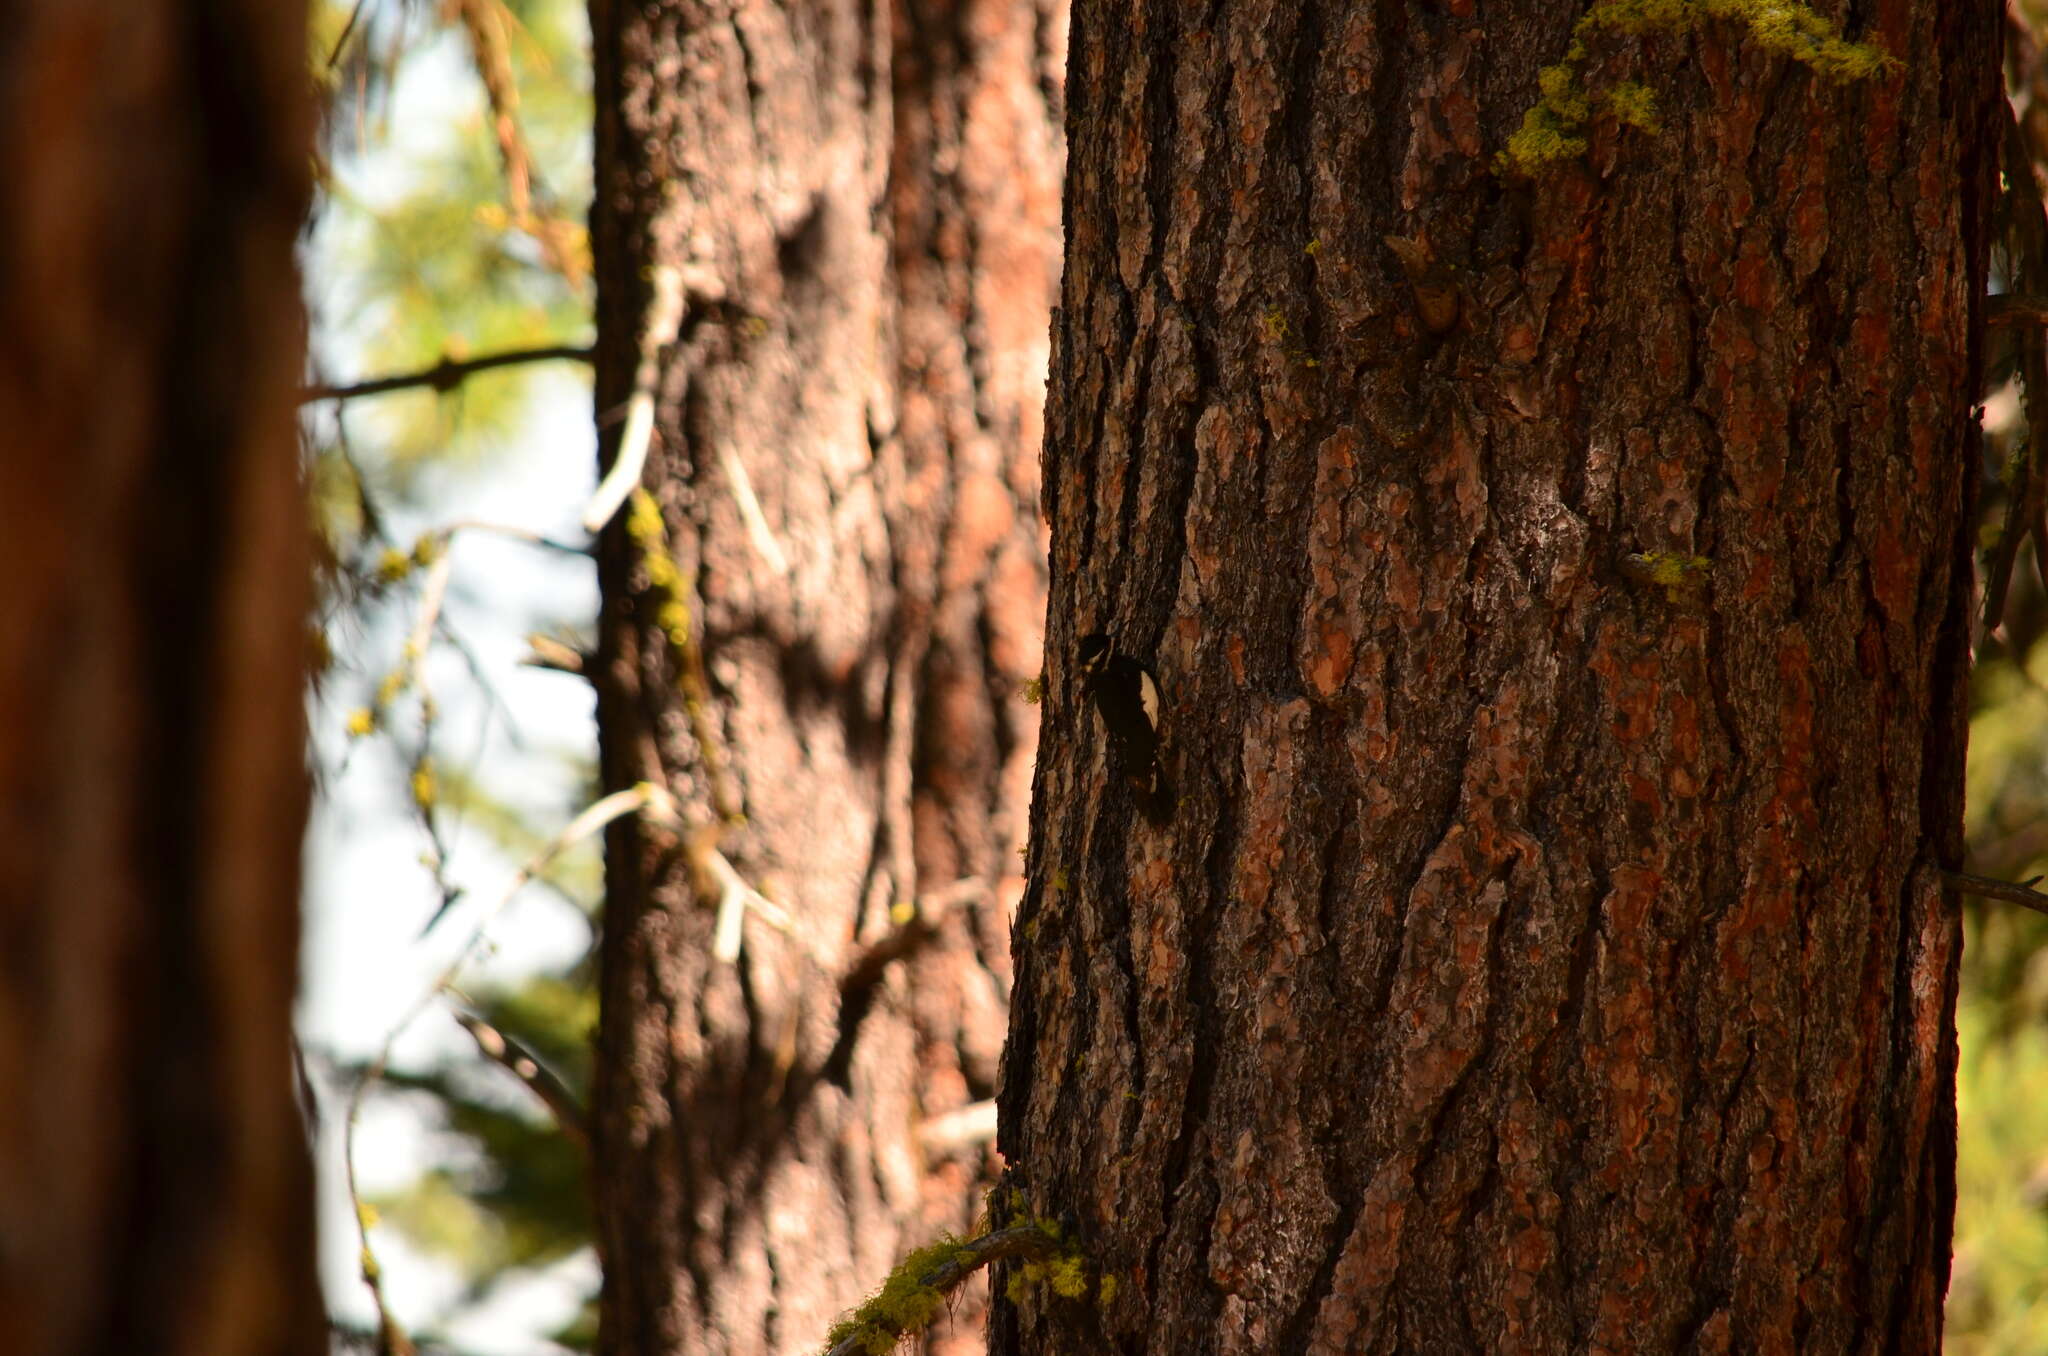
[
  {"left": 0, "top": 5, "right": 320, "bottom": 1354},
  {"left": 996, "top": 3, "right": 1994, "bottom": 1352},
  {"left": 586, "top": 1, "right": 1062, "bottom": 1350}
]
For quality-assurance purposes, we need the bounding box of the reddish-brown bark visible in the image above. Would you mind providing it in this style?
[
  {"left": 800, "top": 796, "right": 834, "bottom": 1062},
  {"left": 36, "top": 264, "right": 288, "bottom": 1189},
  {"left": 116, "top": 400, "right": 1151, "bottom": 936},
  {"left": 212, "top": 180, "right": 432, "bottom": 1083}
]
[
  {"left": 995, "top": 3, "right": 1995, "bottom": 1353},
  {"left": 0, "top": 4, "right": 321, "bottom": 1354},
  {"left": 586, "top": 1, "right": 1062, "bottom": 1351}
]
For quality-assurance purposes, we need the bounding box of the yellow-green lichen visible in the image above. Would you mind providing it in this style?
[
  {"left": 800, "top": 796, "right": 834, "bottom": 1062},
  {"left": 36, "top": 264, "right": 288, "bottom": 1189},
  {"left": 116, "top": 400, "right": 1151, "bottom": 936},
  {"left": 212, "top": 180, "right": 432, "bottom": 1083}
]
[
  {"left": 625, "top": 486, "right": 742, "bottom": 823},
  {"left": 1259, "top": 306, "right": 1321, "bottom": 367},
  {"left": 1002, "top": 1237, "right": 1116, "bottom": 1308},
  {"left": 1620, "top": 551, "right": 1712, "bottom": 602},
  {"left": 1499, "top": 0, "right": 1899, "bottom": 174},
  {"left": 1586, "top": 0, "right": 1901, "bottom": 81},
  {"left": 1605, "top": 80, "right": 1662, "bottom": 132},
  {"left": 625, "top": 487, "right": 694, "bottom": 657}
]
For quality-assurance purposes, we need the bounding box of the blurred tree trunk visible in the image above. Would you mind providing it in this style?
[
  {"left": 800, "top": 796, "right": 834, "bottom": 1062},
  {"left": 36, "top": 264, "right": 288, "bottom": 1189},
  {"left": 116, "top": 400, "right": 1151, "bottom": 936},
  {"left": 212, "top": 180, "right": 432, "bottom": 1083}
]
[
  {"left": 994, "top": 3, "right": 1994, "bottom": 1353},
  {"left": 0, "top": 4, "right": 320, "bottom": 1355},
  {"left": 586, "top": 1, "right": 1063, "bottom": 1351}
]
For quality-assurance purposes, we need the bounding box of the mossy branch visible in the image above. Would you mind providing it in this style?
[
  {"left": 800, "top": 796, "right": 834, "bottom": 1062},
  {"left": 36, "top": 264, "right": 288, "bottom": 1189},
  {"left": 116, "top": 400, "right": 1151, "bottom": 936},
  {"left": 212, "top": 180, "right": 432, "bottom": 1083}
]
[{"left": 821, "top": 1225, "right": 1061, "bottom": 1356}]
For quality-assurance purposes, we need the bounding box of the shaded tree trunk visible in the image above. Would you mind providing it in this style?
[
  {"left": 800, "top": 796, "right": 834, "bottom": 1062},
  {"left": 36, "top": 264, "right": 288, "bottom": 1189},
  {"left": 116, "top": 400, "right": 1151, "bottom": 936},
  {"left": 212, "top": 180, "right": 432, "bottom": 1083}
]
[
  {"left": 0, "top": 4, "right": 321, "bottom": 1354},
  {"left": 995, "top": 3, "right": 1994, "bottom": 1352},
  {"left": 586, "top": 1, "right": 1062, "bottom": 1350}
]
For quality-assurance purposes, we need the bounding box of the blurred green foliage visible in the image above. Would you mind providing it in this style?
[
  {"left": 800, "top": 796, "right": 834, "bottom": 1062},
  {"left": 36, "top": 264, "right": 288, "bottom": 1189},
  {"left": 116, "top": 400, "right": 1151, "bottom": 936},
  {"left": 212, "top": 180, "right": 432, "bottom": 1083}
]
[
  {"left": 1951, "top": 8, "right": 2048, "bottom": 1343},
  {"left": 1954, "top": 598, "right": 2048, "bottom": 1353},
  {"left": 373, "top": 974, "right": 598, "bottom": 1291},
  {"left": 307, "top": 0, "right": 601, "bottom": 1348}
]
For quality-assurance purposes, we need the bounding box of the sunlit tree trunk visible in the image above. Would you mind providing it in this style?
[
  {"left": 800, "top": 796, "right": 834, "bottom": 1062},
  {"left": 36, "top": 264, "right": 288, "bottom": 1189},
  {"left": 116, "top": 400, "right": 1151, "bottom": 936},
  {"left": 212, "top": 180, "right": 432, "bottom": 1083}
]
[
  {"left": 994, "top": 3, "right": 1994, "bottom": 1352},
  {"left": 0, "top": 4, "right": 321, "bottom": 1354},
  {"left": 586, "top": 1, "right": 1063, "bottom": 1350}
]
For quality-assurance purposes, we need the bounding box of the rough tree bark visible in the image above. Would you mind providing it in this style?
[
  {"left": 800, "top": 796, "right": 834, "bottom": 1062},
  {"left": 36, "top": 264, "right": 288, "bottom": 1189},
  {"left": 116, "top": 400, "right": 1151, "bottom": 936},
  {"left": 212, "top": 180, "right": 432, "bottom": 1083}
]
[
  {"left": 995, "top": 3, "right": 1994, "bottom": 1353},
  {"left": 0, "top": 4, "right": 321, "bottom": 1355},
  {"left": 586, "top": 1, "right": 1062, "bottom": 1351}
]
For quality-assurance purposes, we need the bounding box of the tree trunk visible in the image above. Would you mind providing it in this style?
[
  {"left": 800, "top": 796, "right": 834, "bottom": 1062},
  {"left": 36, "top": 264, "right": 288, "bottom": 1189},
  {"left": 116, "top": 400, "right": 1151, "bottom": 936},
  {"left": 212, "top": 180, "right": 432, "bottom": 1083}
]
[
  {"left": 995, "top": 3, "right": 1993, "bottom": 1353},
  {"left": 586, "top": 1, "right": 1062, "bottom": 1351},
  {"left": 0, "top": 5, "right": 321, "bottom": 1355}
]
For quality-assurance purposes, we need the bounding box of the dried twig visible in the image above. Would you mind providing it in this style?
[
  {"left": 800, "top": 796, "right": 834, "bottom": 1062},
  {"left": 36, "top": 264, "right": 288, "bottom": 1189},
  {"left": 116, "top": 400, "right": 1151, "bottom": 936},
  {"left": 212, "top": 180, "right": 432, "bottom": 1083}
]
[
  {"left": 302, "top": 343, "right": 594, "bottom": 404},
  {"left": 325, "top": 0, "right": 372, "bottom": 71},
  {"left": 1944, "top": 868, "right": 2048, "bottom": 918},
  {"left": 583, "top": 265, "right": 688, "bottom": 532},
  {"left": 838, "top": 879, "right": 986, "bottom": 1009},
  {"left": 342, "top": 1091, "right": 418, "bottom": 1356},
  {"left": 438, "top": 518, "right": 589, "bottom": 556},
  {"left": 718, "top": 441, "right": 790, "bottom": 574},
  {"left": 399, "top": 550, "right": 462, "bottom": 927},
  {"left": 813, "top": 879, "right": 989, "bottom": 1089},
  {"left": 520, "top": 633, "right": 589, "bottom": 676},
  {"left": 450, "top": 1007, "right": 589, "bottom": 1151},
  {"left": 687, "top": 830, "right": 795, "bottom": 963}
]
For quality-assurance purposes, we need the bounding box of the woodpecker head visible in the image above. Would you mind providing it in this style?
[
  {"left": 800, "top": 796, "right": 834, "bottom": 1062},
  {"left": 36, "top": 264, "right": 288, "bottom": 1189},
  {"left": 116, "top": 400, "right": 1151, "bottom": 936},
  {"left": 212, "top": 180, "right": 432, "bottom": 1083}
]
[{"left": 1077, "top": 630, "right": 1112, "bottom": 682}]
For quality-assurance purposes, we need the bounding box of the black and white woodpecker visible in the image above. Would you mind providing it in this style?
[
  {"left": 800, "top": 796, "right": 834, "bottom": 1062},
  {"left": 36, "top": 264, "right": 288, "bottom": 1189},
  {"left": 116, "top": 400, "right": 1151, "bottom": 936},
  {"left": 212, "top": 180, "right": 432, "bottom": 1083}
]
[{"left": 1077, "top": 631, "right": 1169, "bottom": 818}]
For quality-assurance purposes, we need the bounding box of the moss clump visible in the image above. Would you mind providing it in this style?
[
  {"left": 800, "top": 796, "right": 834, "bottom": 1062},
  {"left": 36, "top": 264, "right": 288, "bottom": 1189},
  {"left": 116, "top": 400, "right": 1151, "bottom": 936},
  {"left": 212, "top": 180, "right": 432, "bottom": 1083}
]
[
  {"left": 1499, "top": 0, "right": 1901, "bottom": 174},
  {"left": 823, "top": 1235, "right": 977, "bottom": 1356}
]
